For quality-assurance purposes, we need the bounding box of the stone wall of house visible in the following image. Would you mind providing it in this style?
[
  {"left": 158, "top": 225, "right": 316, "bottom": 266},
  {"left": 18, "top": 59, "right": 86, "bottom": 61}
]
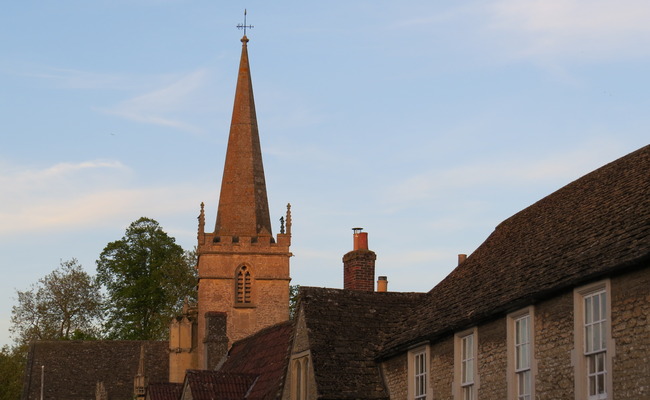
[
  {"left": 611, "top": 265, "right": 650, "bottom": 398},
  {"left": 429, "top": 337, "right": 454, "bottom": 400},
  {"left": 381, "top": 352, "right": 407, "bottom": 400},
  {"left": 534, "top": 291, "right": 575, "bottom": 399},
  {"left": 476, "top": 319, "right": 507, "bottom": 399}
]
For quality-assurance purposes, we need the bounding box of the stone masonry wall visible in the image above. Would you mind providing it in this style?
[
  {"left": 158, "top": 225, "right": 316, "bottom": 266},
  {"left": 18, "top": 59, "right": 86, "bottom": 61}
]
[
  {"left": 534, "top": 291, "right": 575, "bottom": 399},
  {"left": 476, "top": 319, "right": 507, "bottom": 399},
  {"left": 611, "top": 265, "right": 650, "bottom": 398},
  {"left": 429, "top": 337, "right": 454, "bottom": 400},
  {"left": 381, "top": 352, "right": 408, "bottom": 400},
  {"left": 196, "top": 235, "right": 291, "bottom": 368}
]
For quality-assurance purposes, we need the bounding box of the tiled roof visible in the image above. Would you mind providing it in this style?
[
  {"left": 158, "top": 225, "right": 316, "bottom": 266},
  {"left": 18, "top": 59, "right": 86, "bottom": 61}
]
[
  {"left": 21, "top": 340, "right": 168, "bottom": 400},
  {"left": 300, "top": 288, "right": 425, "bottom": 400},
  {"left": 147, "top": 382, "right": 183, "bottom": 400},
  {"left": 219, "top": 320, "right": 294, "bottom": 400},
  {"left": 184, "top": 370, "right": 258, "bottom": 400},
  {"left": 381, "top": 144, "right": 650, "bottom": 357}
]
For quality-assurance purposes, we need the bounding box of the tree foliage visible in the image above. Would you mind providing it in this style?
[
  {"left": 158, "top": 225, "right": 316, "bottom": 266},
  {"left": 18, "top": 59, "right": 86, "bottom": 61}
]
[
  {"left": 10, "top": 259, "right": 102, "bottom": 345},
  {"left": 0, "top": 346, "right": 26, "bottom": 400},
  {"left": 96, "top": 217, "right": 197, "bottom": 340},
  {"left": 289, "top": 284, "right": 300, "bottom": 320}
]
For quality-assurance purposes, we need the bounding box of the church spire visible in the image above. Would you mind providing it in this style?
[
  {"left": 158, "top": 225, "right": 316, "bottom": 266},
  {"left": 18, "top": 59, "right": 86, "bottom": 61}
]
[
  {"left": 194, "top": 29, "right": 292, "bottom": 366},
  {"left": 214, "top": 35, "right": 273, "bottom": 237}
]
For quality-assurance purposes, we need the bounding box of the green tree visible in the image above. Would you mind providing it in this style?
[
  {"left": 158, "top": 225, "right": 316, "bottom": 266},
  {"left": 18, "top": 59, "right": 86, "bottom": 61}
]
[
  {"left": 10, "top": 259, "right": 102, "bottom": 345},
  {"left": 289, "top": 284, "right": 300, "bottom": 320},
  {"left": 0, "top": 345, "right": 26, "bottom": 400},
  {"left": 96, "top": 217, "right": 197, "bottom": 340}
]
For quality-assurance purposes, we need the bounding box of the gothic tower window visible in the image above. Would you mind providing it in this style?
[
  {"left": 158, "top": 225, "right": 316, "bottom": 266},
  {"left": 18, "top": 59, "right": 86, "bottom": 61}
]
[
  {"left": 291, "top": 352, "right": 310, "bottom": 400},
  {"left": 235, "top": 265, "right": 253, "bottom": 305}
]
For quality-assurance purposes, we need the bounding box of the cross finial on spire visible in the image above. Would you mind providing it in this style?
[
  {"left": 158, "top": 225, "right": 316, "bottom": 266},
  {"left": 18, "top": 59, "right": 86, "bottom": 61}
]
[{"left": 237, "top": 9, "right": 254, "bottom": 36}]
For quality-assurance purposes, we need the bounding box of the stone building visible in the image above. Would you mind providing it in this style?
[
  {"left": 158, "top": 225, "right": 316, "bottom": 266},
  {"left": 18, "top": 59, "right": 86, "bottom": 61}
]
[
  {"left": 21, "top": 31, "right": 650, "bottom": 400},
  {"left": 283, "top": 143, "right": 649, "bottom": 400}
]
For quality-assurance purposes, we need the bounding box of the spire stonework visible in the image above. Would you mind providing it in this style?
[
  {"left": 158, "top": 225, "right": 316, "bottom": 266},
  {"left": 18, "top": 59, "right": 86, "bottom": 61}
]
[
  {"left": 214, "top": 34, "right": 272, "bottom": 238},
  {"left": 195, "top": 35, "right": 292, "bottom": 369}
]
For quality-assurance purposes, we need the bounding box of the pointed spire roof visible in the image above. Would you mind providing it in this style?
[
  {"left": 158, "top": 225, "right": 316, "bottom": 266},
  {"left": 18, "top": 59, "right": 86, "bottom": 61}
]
[
  {"left": 137, "top": 345, "right": 146, "bottom": 376},
  {"left": 215, "top": 36, "right": 272, "bottom": 237}
]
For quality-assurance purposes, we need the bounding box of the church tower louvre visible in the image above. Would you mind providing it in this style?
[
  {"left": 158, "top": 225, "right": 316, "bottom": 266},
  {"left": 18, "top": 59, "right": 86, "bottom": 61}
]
[{"left": 195, "top": 34, "right": 292, "bottom": 369}]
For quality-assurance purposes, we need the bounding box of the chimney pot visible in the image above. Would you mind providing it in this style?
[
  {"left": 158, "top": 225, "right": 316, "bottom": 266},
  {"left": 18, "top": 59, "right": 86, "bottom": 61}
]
[
  {"left": 458, "top": 254, "right": 467, "bottom": 265},
  {"left": 352, "top": 228, "right": 368, "bottom": 250},
  {"left": 377, "top": 276, "right": 388, "bottom": 292}
]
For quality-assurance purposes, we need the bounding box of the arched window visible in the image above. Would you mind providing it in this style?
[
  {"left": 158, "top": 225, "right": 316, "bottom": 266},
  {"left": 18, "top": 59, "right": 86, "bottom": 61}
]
[
  {"left": 291, "top": 355, "right": 309, "bottom": 400},
  {"left": 235, "top": 265, "right": 252, "bottom": 304},
  {"left": 295, "top": 360, "right": 302, "bottom": 399}
]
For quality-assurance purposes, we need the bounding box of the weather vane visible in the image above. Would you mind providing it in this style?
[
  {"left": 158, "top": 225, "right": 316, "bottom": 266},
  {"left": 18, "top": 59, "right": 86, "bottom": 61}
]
[{"left": 237, "top": 9, "right": 254, "bottom": 36}]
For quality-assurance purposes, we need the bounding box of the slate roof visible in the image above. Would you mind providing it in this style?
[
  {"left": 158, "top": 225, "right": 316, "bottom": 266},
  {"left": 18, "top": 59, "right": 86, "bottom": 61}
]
[
  {"left": 299, "top": 288, "right": 425, "bottom": 400},
  {"left": 22, "top": 340, "right": 168, "bottom": 400},
  {"left": 147, "top": 382, "right": 183, "bottom": 400},
  {"left": 183, "top": 370, "right": 258, "bottom": 400},
  {"left": 381, "top": 144, "right": 650, "bottom": 357},
  {"left": 219, "top": 320, "right": 294, "bottom": 400}
]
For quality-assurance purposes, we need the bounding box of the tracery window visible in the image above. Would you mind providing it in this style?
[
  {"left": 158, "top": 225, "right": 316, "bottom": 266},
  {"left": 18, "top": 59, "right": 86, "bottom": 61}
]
[{"left": 235, "top": 265, "right": 252, "bottom": 304}]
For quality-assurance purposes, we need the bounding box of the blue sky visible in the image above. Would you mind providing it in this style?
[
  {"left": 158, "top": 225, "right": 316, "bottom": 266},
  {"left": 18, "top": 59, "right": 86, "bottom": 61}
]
[{"left": 1, "top": 1, "right": 648, "bottom": 346}]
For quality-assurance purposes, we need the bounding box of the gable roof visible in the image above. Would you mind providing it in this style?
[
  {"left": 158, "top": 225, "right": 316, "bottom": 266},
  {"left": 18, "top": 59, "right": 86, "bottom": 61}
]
[
  {"left": 22, "top": 340, "right": 168, "bottom": 400},
  {"left": 381, "top": 144, "right": 650, "bottom": 357},
  {"left": 218, "top": 320, "right": 294, "bottom": 400},
  {"left": 183, "top": 370, "right": 258, "bottom": 400},
  {"left": 299, "top": 287, "right": 425, "bottom": 400}
]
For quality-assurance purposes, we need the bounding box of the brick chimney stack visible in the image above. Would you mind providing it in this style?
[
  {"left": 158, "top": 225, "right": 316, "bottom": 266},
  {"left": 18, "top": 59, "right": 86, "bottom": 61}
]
[{"left": 343, "top": 228, "right": 376, "bottom": 291}]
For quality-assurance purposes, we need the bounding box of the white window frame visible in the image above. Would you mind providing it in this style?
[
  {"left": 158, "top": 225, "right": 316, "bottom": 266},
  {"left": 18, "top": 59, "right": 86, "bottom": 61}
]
[
  {"left": 573, "top": 280, "right": 614, "bottom": 400},
  {"left": 507, "top": 307, "right": 536, "bottom": 400},
  {"left": 454, "top": 328, "right": 478, "bottom": 400},
  {"left": 408, "top": 345, "right": 431, "bottom": 400}
]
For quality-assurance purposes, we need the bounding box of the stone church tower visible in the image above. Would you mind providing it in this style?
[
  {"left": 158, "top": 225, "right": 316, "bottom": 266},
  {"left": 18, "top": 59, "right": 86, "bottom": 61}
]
[{"left": 194, "top": 34, "right": 292, "bottom": 370}]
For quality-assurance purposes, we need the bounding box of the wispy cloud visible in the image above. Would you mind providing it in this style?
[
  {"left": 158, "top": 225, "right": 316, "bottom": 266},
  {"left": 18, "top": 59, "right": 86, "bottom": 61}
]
[
  {"left": 486, "top": 0, "right": 650, "bottom": 60},
  {"left": 0, "top": 160, "right": 128, "bottom": 193},
  {"left": 381, "top": 140, "right": 625, "bottom": 207},
  {"left": 19, "top": 67, "right": 136, "bottom": 90},
  {"left": 0, "top": 160, "right": 203, "bottom": 236},
  {"left": 16, "top": 66, "right": 180, "bottom": 92},
  {"left": 103, "top": 68, "right": 210, "bottom": 134}
]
